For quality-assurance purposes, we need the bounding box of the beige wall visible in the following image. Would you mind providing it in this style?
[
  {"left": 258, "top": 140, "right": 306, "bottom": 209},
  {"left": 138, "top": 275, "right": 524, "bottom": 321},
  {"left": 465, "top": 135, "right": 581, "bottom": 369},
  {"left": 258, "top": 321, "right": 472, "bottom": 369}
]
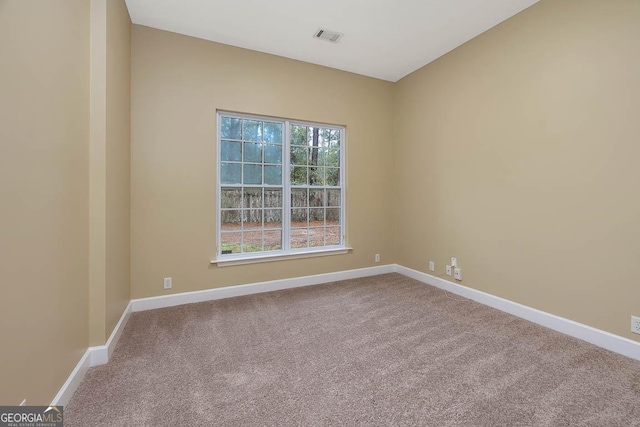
[
  {"left": 394, "top": 0, "right": 640, "bottom": 341},
  {"left": 89, "top": 0, "right": 131, "bottom": 346},
  {"left": 89, "top": 0, "right": 108, "bottom": 349},
  {"left": 0, "top": 0, "right": 130, "bottom": 403},
  {"left": 0, "top": 0, "right": 90, "bottom": 404},
  {"left": 131, "top": 25, "right": 395, "bottom": 298},
  {"left": 105, "top": 0, "right": 131, "bottom": 342}
]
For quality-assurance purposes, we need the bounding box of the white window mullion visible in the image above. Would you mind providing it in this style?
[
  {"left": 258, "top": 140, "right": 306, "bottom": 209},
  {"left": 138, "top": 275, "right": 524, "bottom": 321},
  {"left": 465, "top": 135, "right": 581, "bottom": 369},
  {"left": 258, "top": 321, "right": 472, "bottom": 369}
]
[{"left": 282, "top": 121, "right": 291, "bottom": 252}]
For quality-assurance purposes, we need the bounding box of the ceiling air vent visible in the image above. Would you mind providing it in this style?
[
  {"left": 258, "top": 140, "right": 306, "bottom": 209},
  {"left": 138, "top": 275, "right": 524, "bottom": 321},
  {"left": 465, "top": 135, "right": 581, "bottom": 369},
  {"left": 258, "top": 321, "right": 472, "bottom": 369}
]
[{"left": 313, "top": 28, "right": 343, "bottom": 43}]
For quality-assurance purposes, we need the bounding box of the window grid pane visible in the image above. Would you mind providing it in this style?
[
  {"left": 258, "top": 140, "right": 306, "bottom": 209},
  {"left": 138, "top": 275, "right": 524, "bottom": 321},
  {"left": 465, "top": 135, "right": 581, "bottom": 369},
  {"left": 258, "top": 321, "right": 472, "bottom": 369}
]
[{"left": 288, "top": 124, "right": 342, "bottom": 251}]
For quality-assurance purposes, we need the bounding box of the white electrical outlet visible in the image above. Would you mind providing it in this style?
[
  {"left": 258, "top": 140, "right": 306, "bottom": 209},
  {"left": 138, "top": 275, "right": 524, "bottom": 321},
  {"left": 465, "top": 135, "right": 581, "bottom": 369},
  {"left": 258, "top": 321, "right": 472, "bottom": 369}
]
[
  {"left": 163, "top": 277, "right": 172, "bottom": 289},
  {"left": 429, "top": 261, "right": 435, "bottom": 272},
  {"left": 374, "top": 254, "right": 380, "bottom": 263},
  {"left": 631, "top": 316, "right": 640, "bottom": 335},
  {"left": 451, "top": 257, "right": 457, "bottom": 267},
  {"left": 445, "top": 265, "right": 452, "bottom": 276},
  {"left": 454, "top": 268, "right": 462, "bottom": 281}
]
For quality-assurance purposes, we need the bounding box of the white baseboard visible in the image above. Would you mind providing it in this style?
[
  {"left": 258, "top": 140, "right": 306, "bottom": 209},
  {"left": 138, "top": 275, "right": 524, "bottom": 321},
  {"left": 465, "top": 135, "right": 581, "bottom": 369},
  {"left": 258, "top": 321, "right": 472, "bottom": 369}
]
[
  {"left": 89, "top": 301, "right": 133, "bottom": 366},
  {"left": 50, "top": 348, "right": 92, "bottom": 407},
  {"left": 51, "top": 301, "right": 132, "bottom": 406},
  {"left": 395, "top": 264, "right": 640, "bottom": 362},
  {"left": 131, "top": 264, "right": 395, "bottom": 312}
]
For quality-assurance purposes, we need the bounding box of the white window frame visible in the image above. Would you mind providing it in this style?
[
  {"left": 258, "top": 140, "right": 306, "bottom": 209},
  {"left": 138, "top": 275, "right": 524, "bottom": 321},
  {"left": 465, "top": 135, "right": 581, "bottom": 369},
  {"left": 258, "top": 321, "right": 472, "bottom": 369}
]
[{"left": 213, "top": 111, "right": 349, "bottom": 266}]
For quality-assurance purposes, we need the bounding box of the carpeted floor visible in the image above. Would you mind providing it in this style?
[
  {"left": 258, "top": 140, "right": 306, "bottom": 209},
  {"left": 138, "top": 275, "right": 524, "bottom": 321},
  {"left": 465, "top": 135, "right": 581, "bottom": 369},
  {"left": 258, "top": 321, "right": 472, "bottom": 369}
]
[{"left": 66, "top": 273, "right": 640, "bottom": 426}]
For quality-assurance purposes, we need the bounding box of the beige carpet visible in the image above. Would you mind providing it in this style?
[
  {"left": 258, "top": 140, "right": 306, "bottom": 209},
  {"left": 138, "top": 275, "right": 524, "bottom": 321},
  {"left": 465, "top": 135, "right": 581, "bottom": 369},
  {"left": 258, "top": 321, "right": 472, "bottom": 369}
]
[{"left": 66, "top": 273, "right": 640, "bottom": 426}]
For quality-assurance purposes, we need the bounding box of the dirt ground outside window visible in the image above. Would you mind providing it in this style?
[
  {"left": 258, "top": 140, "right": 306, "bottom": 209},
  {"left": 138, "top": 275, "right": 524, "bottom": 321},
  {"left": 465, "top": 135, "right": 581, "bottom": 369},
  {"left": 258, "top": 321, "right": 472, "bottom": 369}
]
[{"left": 221, "top": 220, "right": 340, "bottom": 253}]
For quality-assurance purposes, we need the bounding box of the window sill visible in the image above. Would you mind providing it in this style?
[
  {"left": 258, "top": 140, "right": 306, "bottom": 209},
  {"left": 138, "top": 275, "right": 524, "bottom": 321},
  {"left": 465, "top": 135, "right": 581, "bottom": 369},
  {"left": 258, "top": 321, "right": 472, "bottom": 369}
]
[{"left": 211, "top": 247, "right": 353, "bottom": 267}]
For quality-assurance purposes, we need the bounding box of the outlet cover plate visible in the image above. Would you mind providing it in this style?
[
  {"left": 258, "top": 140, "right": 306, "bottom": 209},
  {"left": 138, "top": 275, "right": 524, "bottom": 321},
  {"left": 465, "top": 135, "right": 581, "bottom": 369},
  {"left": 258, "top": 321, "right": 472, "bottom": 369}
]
[
  {"left": 445, "top": 265, "right": 452, "bottom": 276},
  {"left": 454, "top": 268, "right": 462, "bottom": 281},
  {"left": 631, "top": 316, "right": 640, "bottom": 334},
  {"left": 163, "top": 277, "right": 172, "bottom": 289},
  {"left": 429, "top": 261, "right": 435, "bottom": 272}
]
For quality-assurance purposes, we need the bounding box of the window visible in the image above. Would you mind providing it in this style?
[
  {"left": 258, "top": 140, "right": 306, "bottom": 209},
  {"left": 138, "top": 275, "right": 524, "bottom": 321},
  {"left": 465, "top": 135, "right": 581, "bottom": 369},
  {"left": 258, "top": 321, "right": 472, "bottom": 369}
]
[{"left": 217, "top": 112, "right": 345, "bottom": 261}]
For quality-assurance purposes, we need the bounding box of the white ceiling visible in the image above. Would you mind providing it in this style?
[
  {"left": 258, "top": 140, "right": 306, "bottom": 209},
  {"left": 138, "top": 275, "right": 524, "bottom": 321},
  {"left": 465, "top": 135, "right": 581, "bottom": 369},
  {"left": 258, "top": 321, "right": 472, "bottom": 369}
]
[{"left": 125, "top": 0, "right": 539, "bottom": 82}]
